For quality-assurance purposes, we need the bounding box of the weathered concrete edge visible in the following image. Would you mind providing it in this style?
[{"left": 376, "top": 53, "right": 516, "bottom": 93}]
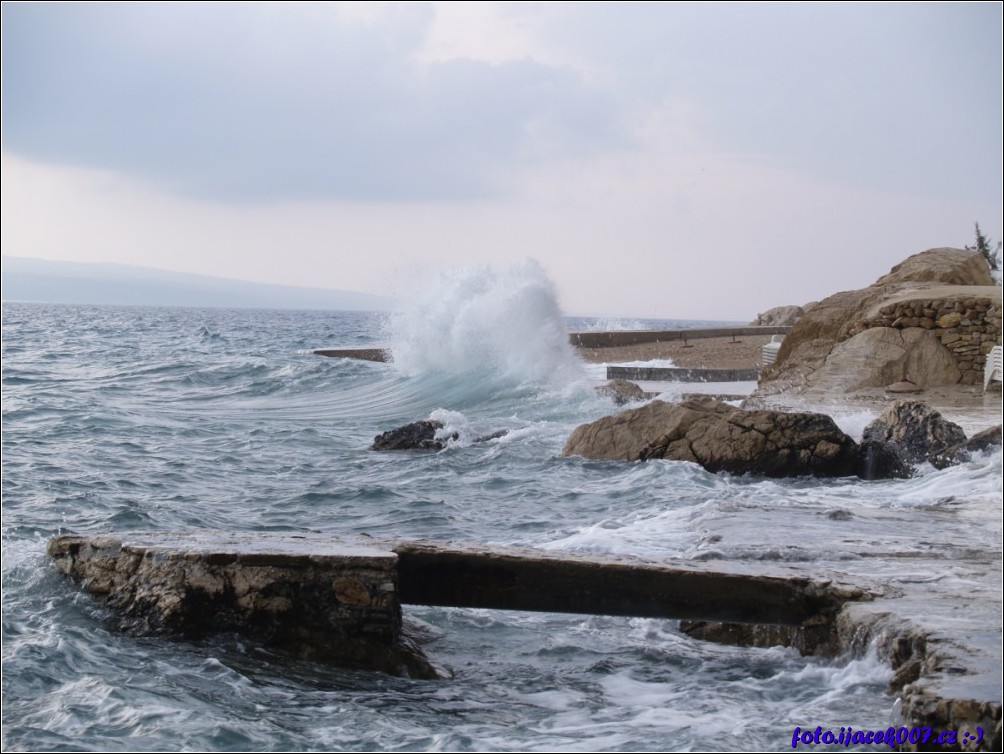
[
  {"left": 680, "top": 601, "right": 1002, "bottom": 751},
  {"left": 837, "top": 603, "right": 1002, "bottom": 752},
  {"left": 388, "top": 538, "right": 856, "bottom": 627}
]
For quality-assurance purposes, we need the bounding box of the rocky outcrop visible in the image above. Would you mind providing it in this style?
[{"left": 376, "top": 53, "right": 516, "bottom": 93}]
[
  {"left": 874, "top": 248, "right": 995, "bottom": 287},
  {"left": 750, "top": 305, "right": 804, "bottom": 327},
  {"left": 862, "top": 400, "right": 968, "bottom": 467},
  {"left": 756, "top": 248, "right": 1000, "bottom": 396},
  {"left": 561, "top": 397, "right": 881, "bottom": 479},
  {"left": 805, "top": 327, "right": 961, "bottom": 393}
]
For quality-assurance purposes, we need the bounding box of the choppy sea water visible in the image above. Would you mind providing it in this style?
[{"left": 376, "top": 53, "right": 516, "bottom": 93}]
[{"left": 3, "top": 266, "right": 1001, "bottom": 752}]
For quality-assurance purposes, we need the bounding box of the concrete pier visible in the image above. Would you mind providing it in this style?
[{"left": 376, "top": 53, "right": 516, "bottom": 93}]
[
  {"left": 312, "top": 327, "right": 793, "bottom": 362},
  {"left": 607, "top": 366, "right": 760, "bottom": 382},
  {"left": 47, "top": 532, "right": 439, "bottom": 679},
  {"left": 569, "top": 326, "right": 791, "bottom": 348},
  {"left": 49, "top": 532, "right": 856, "bottom": 669},
  {"left": 48, "top": 531, "right": 1000, "bottom": 749}
]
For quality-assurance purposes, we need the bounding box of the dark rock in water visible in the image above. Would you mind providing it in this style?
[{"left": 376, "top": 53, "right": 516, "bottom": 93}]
[
  {"left": 372, "top": 420, "right": 507, "bottom": 450},
  {"left": 595, "top": 379, "right": 647, "bottom": 406},
  {"left": 562, "top": 396, "right": 864, "bottom": 479},
  {"left": 855, "top": 439, "right": 912, "bottom": 480},
  {"left": 372, "top": 420, "right": 456, "bottom": 451},
  {"left": 472, "top": 428, "right": 509, "bottom": 444},
  {"left": 929, "top": 424, "right": 1003, "bottom": 470},
  {"left": 862, "top": 400, "right": 967, "bottom": 467},
  {"left": 967, "top": 424, "right": 1003, "bottom": 453}
]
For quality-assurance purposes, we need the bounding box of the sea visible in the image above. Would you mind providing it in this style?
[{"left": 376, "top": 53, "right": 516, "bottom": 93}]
[{"left": 3, "top": 264, "right": 1001, "bottom": 752}]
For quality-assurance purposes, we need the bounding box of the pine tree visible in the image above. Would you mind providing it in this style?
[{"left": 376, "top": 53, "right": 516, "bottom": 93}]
[{"left": 965, "top": 221, "right": 1001, "bottom": 273}]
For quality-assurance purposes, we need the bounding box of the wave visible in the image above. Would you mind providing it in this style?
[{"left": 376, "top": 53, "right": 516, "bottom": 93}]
[{"left": 387, "top": 261, "right": 585, "bottom": 403}]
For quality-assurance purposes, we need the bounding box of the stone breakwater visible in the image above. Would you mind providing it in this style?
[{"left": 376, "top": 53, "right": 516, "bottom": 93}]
[
  {"left": 845, "top": 294, "right": 1001, "bottom": 386},
  {"left": 46, "top": 532, "right": 441, "bottom": 679},
  {"left": 47, "top": 531, "right": 1001, "bottom": 750}
]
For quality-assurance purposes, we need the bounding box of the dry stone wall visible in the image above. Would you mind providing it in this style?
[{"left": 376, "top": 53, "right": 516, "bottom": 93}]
[{"left": 844, "top": 296, "right": 1001, "bottom": 386}]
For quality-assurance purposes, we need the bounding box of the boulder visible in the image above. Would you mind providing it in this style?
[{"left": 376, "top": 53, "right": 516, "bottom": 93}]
[
  {"left": 372, "top": 420, "right": 455, "bottom": 451},
  {"left": 861, "top": 400, "right": 967, "bottom": 466},
  {"left": 966, "top": 425, "right": 1003, "bottom": 453},
  {"left": 595, "top": 379, "right": 647, "bottom": 406},
  {"left": 750, "top": 305, "right": 804, "bottom": 327},
  {"left": 873, "top": 247, "right": 995, "bottom": 287},
  {"left": 856, "top": 440, "right": 913, "bottom": 480},
  {"left": 562, "top": 397, "right": 868, "bottom": 479},
  {"left": 929, "top": 424, "right": 1003, "bottom": 470},
  {"left": 806, "top": 327, "right": 960, "bottom": 393}
]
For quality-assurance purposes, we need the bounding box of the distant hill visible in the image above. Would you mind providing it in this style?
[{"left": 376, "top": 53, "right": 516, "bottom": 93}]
[{"left": 1, "top": 257, "right": 394, "bottom": 311}]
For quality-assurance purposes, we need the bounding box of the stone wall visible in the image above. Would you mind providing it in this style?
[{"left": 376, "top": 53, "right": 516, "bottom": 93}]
[
  {"left": 47, "top": 532, "right": 441, "bottom": 679},
  {"left": 844, "top": 295, "right": 1001, "bottom": 386}
]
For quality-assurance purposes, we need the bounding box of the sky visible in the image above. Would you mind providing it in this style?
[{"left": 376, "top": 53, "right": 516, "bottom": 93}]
[{"left": 2, "top": 1, "right": 1001, "bottom": 320}]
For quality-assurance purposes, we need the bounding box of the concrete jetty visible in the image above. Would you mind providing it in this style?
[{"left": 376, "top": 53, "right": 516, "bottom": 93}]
[
  {"left": 48, "top": 531, "right": 1000, "bottom": 749},
  {"left": 607, "top": 366, "right": 760, "bottom": 382},
  {"left": 568, "top": 325, "right": 791, "bottom": 348},
  {"left": 312, "top": 326, "right": 793, "bottom": 362}
]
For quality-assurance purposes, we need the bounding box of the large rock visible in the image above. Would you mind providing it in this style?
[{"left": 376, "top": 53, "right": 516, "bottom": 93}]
[
  {"left": 861, "top": 400, "right": 968, "bottom": 466},
  {"left": 750, "top": 305, "right": 804, "bottom": 327},
  {"left": 926, "top": 424, "right": 1002, "bottom": 470},
  {"left": 562, "top": 397, "right": 865, "bottom": 478},
  {"left": 756, "top": 248, "right": 993, "bottom": 397},
  {"left": 874, "top": 247, "right": 995, "bottom": 287},
  {"left": 807, "top": 327, "right": 961, "bottom": 392}
]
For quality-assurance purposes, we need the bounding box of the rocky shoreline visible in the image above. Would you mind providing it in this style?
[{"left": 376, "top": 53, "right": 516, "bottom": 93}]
[{"left": 47, "top": 246, "right": 1002, "bottom": 750}]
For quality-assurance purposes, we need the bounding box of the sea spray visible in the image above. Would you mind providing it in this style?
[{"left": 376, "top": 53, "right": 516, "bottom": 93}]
[{"left": 388, "top": 261, "right": 584, "bottom": 394}]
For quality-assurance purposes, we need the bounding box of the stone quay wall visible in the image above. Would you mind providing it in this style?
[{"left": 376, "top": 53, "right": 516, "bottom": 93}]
[{"left": 844, "top": 295, "right": 1001, "bottom": 386}]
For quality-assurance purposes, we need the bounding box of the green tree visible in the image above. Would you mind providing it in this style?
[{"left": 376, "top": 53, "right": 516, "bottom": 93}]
[{"left": 965, "top": 221, "right": 1001, "bottom": 274}]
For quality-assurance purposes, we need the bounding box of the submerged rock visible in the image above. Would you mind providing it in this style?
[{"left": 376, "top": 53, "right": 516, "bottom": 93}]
[
  {"left": 562, "top": 397, "right": 866, "bottom": 479},
  {"left": 862, "top": 400, "right": 968, "bottom": 467}
]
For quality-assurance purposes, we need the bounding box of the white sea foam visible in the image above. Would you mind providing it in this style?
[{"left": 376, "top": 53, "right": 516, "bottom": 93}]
[{"left": 388, "top": 261, "right": 584, "bottom": 391}]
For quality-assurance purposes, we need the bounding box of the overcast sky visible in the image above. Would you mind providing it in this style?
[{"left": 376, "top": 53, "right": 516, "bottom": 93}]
[{"left": 3, "top": 2, "right": 1001, "bottom": 319}]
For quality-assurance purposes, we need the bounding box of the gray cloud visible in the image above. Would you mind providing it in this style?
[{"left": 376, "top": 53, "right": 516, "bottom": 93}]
[
  {"left": 531, "top": 2, "right": 1003, "bottom": 202},
  {"left": 1, "top": 3, "right": 624, "bottom": 202}
]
